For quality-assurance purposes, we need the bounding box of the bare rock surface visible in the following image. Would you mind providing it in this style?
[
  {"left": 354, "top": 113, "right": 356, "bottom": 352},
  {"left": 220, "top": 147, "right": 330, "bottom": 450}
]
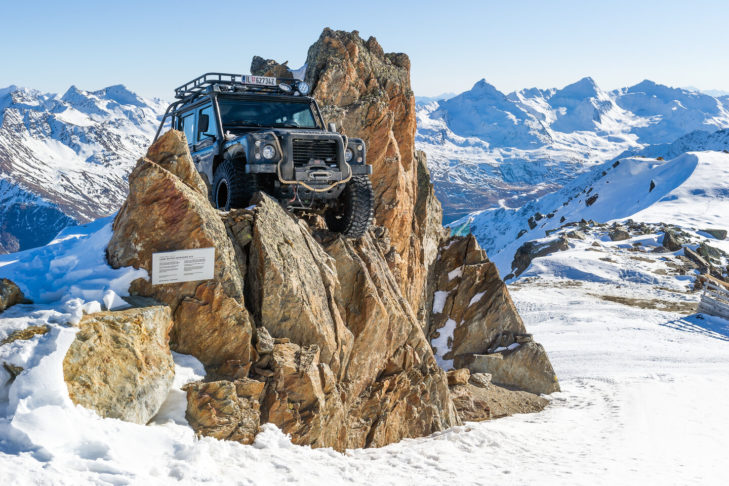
[
  {"left": 0, "top": 278, "right": 28, "bottom": 313},
  {"left": 430, "top": 235, "right": 527, "bottom": 362},
  {"left": 456, "top": 342, "right": 560, "bottom": 396},
  {"left": 449, "top": 382, "right": 548, "bottom": 422},
  {"left": 62, "top": 305, "right": 175, "bottom": 424},
  {"left": 184, "top": 378, "right": 264, "bottom": 444}
]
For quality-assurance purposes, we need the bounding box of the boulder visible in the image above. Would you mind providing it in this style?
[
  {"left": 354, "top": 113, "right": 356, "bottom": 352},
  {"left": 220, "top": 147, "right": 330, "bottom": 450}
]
[
  {"left": 183, "top": 379, "right": 264, "bottom": 444},
  {"left": 609, "top": 227, "right": 630, "bottom": 241},
  {"left": 447, "top": 368, "right": 470, "bottom": 386},
  {"left": 107, "top": 134, "right": 255, "bottom": 368},
  {"left": 0, "top": 279, "right": 28, "bottom": 313},
  {"left": 62, "top": 305, "right": 175, "bottom": 424},
  {"left": 701, "top": 228, "right": 727, "bottom": 240},
  {"left": 449, "top": 382, "right": 548, "bottom": 422},
  {"left": 511, "top": 236, "right": 569, "bottom": 277},
  {"left": 144, "top": 130, "right": 208, "bottom": 196},
  {"left": 455, "top": 342, "right": 560, "bottom": 396},
  {"left": 251, "top": 56, "right": 294, "bottom": 78},
  {"left": 662, "top": 229, "right": 684, "bottom": 252}
]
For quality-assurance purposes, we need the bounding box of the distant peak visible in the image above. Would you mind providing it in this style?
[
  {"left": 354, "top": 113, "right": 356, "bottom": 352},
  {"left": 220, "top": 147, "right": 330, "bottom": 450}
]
[
  {"left": 552, "top": 77, "right": 600, "bottom": 100},
  {"left": 93, "top": 84, "right": 146, "bottom": 107}
]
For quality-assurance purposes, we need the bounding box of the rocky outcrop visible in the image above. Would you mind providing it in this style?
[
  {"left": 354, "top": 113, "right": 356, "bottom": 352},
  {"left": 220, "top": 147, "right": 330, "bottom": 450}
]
[
  {"left": 303, "top": 29, "right": 445, "bottom": 322},
  {"left": 106, "top": 134, "right": 458, "bottom": 448},
  {"left": 456, "top": 342, "right": 560, "bottom": 396},
  {"left": 430, "top": 235, "right": 528, "bottom": 364},
  {"left": 63, "top": 305, "right": 175, "bottom": 424},
  {"left": 0, "top": 278, "right": 28, "bottom": 312},
  {"left": 511, "top": 236, "right": 569, "bottom": 278},
  {"left": 107, "top": 131, "right": 255, "bottom": 368},
  {"left": 429, "top": 235, "right": 560, "bottom": 396},
  {"left": 99, "top": 29, "right": 558, "bottom": 448}
]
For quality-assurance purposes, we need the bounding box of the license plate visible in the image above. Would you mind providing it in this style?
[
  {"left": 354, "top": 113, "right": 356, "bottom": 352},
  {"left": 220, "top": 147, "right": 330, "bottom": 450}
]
[{"left": 242, "top": 75, "right": 277, "bottom": 86}]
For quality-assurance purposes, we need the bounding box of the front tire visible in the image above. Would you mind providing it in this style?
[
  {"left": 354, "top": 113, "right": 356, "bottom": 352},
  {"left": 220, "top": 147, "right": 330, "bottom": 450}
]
[
  {"left": 212, "top": 159, "right": 257, "bottom": 210},
  {"left": 324, "top": 176, "right": 374, "bottom": 239}
]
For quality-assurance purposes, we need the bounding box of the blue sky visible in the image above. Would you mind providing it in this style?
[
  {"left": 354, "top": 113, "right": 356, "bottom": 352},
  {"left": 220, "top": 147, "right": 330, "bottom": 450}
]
[{"left": 2, "top": 0, "right": 728, "bottom": 99}]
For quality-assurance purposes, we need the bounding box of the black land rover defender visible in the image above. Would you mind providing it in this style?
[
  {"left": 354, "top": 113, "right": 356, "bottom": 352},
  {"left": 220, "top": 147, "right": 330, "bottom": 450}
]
[{"left": 154, "top": 73, "right": 374, "bottom": 238}]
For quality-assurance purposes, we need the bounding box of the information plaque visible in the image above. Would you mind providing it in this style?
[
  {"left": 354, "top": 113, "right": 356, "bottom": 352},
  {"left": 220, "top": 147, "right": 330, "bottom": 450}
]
[{"left": 151, "top": 248, "right": 215, "bottom": 285}]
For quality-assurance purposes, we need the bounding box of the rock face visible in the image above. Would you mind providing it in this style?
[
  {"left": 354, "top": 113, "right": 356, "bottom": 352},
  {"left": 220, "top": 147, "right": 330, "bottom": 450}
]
[
  {"left": 430, "top": 235, "right": 528, "bottom": 364},
  {"left": 0, "top": 278, "right": 27, "bottom": 312},
  {"left": 429, "top": 235, "right": 560, "bottom": 396},
  {"left": 184, "top": 378, "right": 264, "bottom": 444},
  {"left": 107, "top": 131, "right": 255, "bottom": 368},
  {"left": 63, "top": 305, "right": 175, "bottom": 424},
  {"left": 303, "top": 28, "right": 445, "bottom": 322}
]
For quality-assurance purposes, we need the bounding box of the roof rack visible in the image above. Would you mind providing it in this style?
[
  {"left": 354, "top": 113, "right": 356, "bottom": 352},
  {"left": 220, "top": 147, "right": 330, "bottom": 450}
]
[{"left": 174, "top": 72, "right": 303, "bottom": 100}]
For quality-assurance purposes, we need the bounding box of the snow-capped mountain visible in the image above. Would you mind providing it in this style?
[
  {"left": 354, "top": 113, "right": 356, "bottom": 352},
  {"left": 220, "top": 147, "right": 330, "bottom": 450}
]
[
  {"left": 0, "top": 84, "right": 164, "bottom": 253},
  {"left": 417, "top": 78, "right": 729, "bottom": 222},
  {"left": 459, "top": 149, "right": 729, "bottom": 277}
]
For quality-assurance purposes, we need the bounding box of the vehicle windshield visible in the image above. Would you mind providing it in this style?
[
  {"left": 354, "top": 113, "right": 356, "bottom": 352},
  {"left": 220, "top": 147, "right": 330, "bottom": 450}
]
[{"left": 218, "top": 98, "right": 321, "bottom": 129}]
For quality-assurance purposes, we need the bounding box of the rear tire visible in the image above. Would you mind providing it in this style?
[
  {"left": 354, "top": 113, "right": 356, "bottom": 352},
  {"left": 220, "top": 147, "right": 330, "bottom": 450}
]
[
  {"left": 212, "top": 159, "right": 258, "bottom": 210},
  {"left": 324, "top": 176, "right": 374, "bottom": 239}
]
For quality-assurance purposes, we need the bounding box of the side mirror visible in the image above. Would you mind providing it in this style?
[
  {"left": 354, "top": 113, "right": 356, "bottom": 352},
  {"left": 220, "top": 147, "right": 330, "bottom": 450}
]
[
  {"left": 328, "top": 122, "right": 337, "bottom": 132},
  {"left": 199, "top": 114, "right": 210, "bottom": 133}
]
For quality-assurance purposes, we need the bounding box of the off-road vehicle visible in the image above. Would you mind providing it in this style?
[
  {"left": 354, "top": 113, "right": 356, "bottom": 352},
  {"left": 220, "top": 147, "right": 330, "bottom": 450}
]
[{"left": 155, "top": 73, "right": 373, "bottom": 238}]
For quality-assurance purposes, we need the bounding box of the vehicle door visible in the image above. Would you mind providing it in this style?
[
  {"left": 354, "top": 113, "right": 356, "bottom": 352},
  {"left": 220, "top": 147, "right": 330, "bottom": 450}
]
[{"left": 192, "top": 104, "right": 218, "bottom": 181}]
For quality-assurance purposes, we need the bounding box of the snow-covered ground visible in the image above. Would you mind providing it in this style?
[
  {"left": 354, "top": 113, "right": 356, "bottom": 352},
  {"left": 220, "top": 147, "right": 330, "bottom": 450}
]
[{"left": 1, "top": 172, "right": 729, "bottom": 484}]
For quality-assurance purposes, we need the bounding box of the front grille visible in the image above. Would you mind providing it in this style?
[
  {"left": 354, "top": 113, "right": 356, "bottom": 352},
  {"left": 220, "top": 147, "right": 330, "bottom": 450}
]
[{"left": 292, "top": 139, "right": 339, "bottom": 167}]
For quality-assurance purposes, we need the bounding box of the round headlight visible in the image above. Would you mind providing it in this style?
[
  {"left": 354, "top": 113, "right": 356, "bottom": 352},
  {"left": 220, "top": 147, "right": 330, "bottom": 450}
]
[
  {"left": 297, "top": 81, "right": 310, "bottom": 95},
  {"left": 345, "top": 148, "right": 354, "bottom": 162},
  {"left": 262, "top": 144, "right": 276, "bottom": 160}
]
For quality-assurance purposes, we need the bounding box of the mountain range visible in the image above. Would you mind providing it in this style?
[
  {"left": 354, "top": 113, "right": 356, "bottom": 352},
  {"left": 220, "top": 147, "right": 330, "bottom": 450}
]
[
  {"left": 416, "top": 77, "right": 729, "bottom": 222},
  {"left": 0, "top": 84, "right": 163, "bottom": 253},
  {"left": 1, "top": 77, "right": 729, "bottom": 253}
]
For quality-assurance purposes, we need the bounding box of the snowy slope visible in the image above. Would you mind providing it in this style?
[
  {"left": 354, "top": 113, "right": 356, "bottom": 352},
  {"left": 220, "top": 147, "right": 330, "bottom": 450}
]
[
  {"left": 0, "top": 85, "right": 165, "bottom": 253},
  {"left": 1, "top": 210, "right": 729, "bottom": 485},
  {"left": 459, "top": 150, "right": 729, "bottom": 276},
  {"left": 418, "top": 78, "right": 729, "bottom": 222}
]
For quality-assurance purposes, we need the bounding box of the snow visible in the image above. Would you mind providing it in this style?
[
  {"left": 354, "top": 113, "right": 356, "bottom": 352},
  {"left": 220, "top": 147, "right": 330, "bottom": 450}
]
[
  {"left": 431, "top": 318, "right": 457, "bottom": 369},
  {"left": 447, "top": 267, "right": 462, "bottom": 281},
  {"left": 432, "top": 290, "right": 449, "bottom": 314}
]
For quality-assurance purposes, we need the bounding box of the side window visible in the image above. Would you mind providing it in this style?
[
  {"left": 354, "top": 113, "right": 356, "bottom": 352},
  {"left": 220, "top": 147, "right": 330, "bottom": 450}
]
[
  {"left": 197, "top": 105, "right": 216, "bottom": 142},
  {"left": 178, "top": 112, "right": 195, "bottom": 145}
]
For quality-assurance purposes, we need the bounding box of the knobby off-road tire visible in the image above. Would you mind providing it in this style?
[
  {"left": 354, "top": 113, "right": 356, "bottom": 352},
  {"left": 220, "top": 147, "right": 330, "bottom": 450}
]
[
  {"left": 212, "top": 159, "right": 259, "bottom": 210},
  {"left": 325, "top": 175, "right": 374, "bottom": 239}
]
